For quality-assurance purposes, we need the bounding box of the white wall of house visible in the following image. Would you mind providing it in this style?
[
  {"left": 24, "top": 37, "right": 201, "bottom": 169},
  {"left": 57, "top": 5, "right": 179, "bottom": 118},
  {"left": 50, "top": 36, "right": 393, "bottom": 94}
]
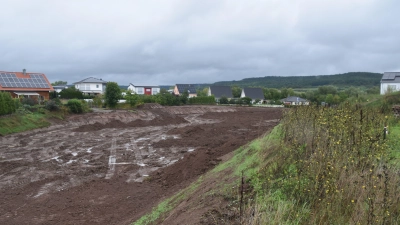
[
  {"left": 75, "top": 83, "right": 105, "bottom": 94},
  {"left": 127, "top": 84, "right": 160, "bottom": 95},
  {"left": 381, "top": 83, "right": 399, "bottom": 95}
]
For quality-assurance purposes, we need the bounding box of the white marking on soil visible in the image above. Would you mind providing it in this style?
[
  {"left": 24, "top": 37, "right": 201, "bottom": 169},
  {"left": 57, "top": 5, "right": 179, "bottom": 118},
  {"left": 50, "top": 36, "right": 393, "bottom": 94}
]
[
  {"left": 137, "top": 163, "right": 146, "bottom": 167},
  {"left": 86, "top": 147, "right": 93, "bottom": 153},
  {"left": 66, "top": 160, "right": 76, "bottom": 164},
  {"left": 188, "top": 148, "right": 195, "bottom": 152},
  {"left": 51, "top": 156, "right": 61, "bottom": 162},
  {"left": 71, "top": 152, "right": 78, "bottom": 156},
  {"left": 105, "top": 137, "right": 117, "bottom": 179}
]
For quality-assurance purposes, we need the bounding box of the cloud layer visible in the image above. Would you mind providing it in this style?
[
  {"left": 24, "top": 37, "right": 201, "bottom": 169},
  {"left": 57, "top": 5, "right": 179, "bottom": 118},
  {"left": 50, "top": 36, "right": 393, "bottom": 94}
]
[{"left": 1, "top": 0, "right": 399, "bottom": 85}]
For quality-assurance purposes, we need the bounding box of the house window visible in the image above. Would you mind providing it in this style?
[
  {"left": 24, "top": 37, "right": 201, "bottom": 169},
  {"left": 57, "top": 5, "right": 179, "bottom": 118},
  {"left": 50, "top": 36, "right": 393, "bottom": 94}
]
[
  {"left": 137, "top": 87, "right": 144, "bottom": 94},
  {"left": 152, "top": 89, "right": 159, "bottom": 95},
  {"left": 96, "top": 84, "right": 99, "bottom": 88}
]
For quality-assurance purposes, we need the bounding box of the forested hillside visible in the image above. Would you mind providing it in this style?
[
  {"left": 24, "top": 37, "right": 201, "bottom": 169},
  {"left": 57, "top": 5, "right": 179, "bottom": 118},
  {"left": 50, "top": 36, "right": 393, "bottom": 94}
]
[{"left": 213, "top": 72, "right": 382, "bottom": 88}]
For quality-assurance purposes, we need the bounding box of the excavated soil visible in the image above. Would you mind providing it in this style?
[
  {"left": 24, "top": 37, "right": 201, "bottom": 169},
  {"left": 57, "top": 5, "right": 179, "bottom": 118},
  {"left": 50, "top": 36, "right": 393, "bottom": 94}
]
[{"left": 0, "top": 105, "right": 283, "bottom": 225}]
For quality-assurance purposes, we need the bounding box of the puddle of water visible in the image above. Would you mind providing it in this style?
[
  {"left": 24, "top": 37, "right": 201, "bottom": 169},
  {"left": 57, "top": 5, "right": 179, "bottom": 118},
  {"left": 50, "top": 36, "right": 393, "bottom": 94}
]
[
  {"left": 188, "top": 148, "right": 195, "bottom": 152},
  {"left": 159, "top": 157, "right": 165, "bottom": 160},
  {"left": 137, "top": 163, "right": 146, "bottom": 167},
  {"left": 86, "top": 147, "right": 93, "bottom": 153},
  {"left": 71, "top": 152, "right": 78, "bottom": 156},
  {"left": 84, "top": 159, "right": 89, "bottom": 163}
]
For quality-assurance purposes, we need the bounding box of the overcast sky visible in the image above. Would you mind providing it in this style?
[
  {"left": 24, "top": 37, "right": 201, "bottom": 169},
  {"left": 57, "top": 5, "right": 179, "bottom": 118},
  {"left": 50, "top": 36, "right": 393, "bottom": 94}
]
[{"left": 1, "top": 0, "right": 399, "bottom": 85}]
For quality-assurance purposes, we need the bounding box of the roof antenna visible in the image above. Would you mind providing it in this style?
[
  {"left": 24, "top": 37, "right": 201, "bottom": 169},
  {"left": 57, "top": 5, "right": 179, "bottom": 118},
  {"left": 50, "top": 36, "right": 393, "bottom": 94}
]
[{"left": 23, "top": 68, "right": 26, "bottom": 75}]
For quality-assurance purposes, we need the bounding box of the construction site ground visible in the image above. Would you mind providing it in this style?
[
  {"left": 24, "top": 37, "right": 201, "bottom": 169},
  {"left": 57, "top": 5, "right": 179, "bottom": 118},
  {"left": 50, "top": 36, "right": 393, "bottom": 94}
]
[{"left": 0, "top": 105, "right": 283, "bottom": 225}]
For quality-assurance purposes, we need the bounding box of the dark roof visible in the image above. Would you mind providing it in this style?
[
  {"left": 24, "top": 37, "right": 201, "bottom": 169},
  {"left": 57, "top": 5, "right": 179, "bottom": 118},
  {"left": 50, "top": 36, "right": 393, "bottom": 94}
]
[
  {"left": 381, "top": 72, "right": 400, "bottom": 83},
  {"left": 281, "top": 96, "right": 308, "bottom": 102},
  {"left": 242, "top": 88, "right": 264, "bottom": 100},
  {"left": 0, "top": 71, "right": 54, "bottom": 91},
  {"left": 129, "top": 83, "right": 159, "bottom": 88},
  {"left": 175, "top": 84, "right": 197, "bottom": 94},
  {"left": 74, "top": 77, "right": 107, "bottom": 84},
  {"left": 209, "top": 86, "right": 233, "bottom": 98}
]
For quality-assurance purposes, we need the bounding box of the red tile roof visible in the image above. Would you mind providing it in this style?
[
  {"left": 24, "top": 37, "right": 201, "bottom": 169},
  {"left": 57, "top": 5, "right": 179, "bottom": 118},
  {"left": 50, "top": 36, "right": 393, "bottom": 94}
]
[{"left": 0, "top": 71, "right": 54, "bottom": 92}]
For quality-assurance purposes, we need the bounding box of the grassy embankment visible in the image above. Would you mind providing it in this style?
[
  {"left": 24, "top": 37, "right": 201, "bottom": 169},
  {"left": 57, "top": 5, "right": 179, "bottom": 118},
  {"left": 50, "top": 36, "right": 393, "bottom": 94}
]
[
  {"left": 0, "top": 110, "right": 66, "bottom": 136},
  {"left": 134, "top": 101, "right": 400, "bottom": 224}
]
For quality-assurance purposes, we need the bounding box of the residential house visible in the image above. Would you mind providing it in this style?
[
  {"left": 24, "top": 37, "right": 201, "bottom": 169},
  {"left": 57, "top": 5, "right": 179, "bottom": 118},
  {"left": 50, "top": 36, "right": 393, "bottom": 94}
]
[
  {"left": 127, "top": 84, "right": 160, "bottom": 95},
  {"left": 74, "top": 77, "right": 107, "bottom": 95},
  {"left": 53, "top": 85, "right": 68, "bottom": 93},
  {"left": 380, "top": 72, "right": 400, "bottom": 95},
  {"left": 281, "top": 96, "right": 310, "bottom": 105},
  {"left": 208, "top": 86, "right": 233, "bottom": 101},
  {"left": 0, "top": 69, "right": 54, "bottom": 100},
  {"left": 240, "top": 88, "right": 265, "bottom": 103},
  {"left": 174, "top": 84, "right": 197, "bottom": 98}
]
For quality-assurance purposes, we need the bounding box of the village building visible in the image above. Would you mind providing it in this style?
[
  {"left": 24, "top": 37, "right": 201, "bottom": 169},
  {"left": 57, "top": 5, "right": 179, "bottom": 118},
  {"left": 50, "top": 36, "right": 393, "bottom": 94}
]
[
  {"left": 380, "top": 72, "right": 400, "bottom": 95},
  {"left": 240, "top": 88, "right": 265, "bottom": 103},
  {"left": 281, "top": 96, "right": 310, "bottom": 105},
  {"left": 174, "top": 84, "right": 197, "bottom": 98},
  {"left": 74, "top": 77, "right": 107, "bottom": 95},
  {"left": 127, "top": 84, "right": 160, "bottom": 95},
  {"left": 208, "top": 86, "right": 233, "bottom": 102},
  {"left": 0, "top": 69, "right": 54, "bottom": 100}
]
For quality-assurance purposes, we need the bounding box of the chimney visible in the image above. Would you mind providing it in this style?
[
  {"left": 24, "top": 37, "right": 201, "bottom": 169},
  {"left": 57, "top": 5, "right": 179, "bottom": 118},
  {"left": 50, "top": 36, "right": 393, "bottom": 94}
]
[{"left": 23, "top": 68, "right": 26, "bottom": 75}]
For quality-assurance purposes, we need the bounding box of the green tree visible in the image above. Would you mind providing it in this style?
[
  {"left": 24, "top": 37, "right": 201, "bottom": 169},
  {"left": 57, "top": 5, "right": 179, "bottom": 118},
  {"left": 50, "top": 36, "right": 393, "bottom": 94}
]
[
  {"left": 180, "top": 90, "right": 189, "bottom": 105},
  {"left": 280, "top": 88, "right": 295, "bottom": 98},
  {"left": 231, "top": 86, "right": 242, "bottom": 98},
  {"left": 0, "top": 93, "right": 6, "bottom": 115},
  {"left": 59, "top": 86, "right": 83, "bottom": 99},
  {"left": 51, "top": 81, "right": 67, "bottom": 86},
  {"left": 104, "top": 82, "right": 121, "bottom": 108},
  {"left": 197, "top": 87, "right": 209, "bottom": 97},
  {"left": 318, "top": 85, "right": 337, "bottom": 95},
  {"left": 4, "top": 92, "right": 15, "bottom": 114}
]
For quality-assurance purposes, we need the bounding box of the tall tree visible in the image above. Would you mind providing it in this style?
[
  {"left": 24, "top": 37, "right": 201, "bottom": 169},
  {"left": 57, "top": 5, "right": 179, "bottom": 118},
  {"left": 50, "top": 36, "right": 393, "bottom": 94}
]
[
  {"left": 105, "top": 82, "right": 121, "bottom": 108},
  {"left": 231, "top": 86, "right": 242, "bottom": 98}
]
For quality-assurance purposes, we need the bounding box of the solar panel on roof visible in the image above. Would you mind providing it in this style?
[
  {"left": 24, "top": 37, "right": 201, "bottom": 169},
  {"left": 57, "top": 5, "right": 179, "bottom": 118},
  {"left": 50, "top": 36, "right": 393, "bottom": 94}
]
[{"left": 0, "top": 73, "right": 50, "bottom": 88}]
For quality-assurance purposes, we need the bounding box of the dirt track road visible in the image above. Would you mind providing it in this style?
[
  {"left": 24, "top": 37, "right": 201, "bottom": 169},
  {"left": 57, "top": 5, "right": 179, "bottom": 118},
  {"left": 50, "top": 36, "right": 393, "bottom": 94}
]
[{"left": 0, "top": 105, "right": 283, "bottom": 225}]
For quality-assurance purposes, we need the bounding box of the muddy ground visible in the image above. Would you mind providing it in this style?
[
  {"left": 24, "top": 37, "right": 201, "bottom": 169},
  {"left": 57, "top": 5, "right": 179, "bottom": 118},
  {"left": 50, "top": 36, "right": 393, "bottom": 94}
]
[{"left": 0, "top": 105, "right": 283, "bottom": 225}]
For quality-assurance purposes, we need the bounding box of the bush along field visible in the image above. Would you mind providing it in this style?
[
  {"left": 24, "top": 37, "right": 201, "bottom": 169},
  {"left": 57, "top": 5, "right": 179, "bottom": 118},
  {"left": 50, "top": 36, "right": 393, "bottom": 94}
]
[
  {"left": 134, "top": 103, "right": 400, "bottom": 225},
  {"left": 248, "top": 103, "right": 400, "bottom": 224}
]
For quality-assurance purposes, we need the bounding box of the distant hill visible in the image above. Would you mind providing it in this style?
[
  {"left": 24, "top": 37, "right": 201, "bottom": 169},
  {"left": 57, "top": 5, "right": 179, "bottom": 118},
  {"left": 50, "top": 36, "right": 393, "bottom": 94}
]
[{"left": 213, "top": 72, "right": 382, "bottom": 88}]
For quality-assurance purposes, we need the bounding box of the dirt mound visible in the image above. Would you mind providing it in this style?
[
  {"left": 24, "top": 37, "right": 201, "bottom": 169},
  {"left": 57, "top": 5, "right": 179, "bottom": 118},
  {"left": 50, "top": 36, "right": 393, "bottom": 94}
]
[
  {"left": 137, "top": 103, "right": 164, "bottom": 109},
  {"left": 72, "top": 109, "right": 188, "bottom": 132}
]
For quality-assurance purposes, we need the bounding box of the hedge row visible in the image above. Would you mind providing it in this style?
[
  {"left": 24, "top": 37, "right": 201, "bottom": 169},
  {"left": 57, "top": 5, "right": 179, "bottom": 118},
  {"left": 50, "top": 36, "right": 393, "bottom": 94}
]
[
  {"left": 188, "top": 96, "right": 216, "bottom": 105},
  {"left": 0, "top": 92, "right": 16, "bottom": 116}
]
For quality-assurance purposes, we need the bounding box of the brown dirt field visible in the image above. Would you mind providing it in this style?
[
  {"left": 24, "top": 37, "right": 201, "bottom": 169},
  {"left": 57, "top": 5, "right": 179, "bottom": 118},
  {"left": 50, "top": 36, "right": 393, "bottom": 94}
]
[{"left": 0, "top": 105, "right": 283, "bottom": 225}]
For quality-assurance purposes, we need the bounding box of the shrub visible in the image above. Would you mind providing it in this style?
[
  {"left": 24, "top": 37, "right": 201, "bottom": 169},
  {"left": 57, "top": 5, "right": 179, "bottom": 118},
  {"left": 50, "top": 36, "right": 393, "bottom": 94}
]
[
  {"left": 219, "top": 96, "right": 229, "bottom": 104},
  {"left": 67, "top": 99, "right": 83, "bottom": 113},
  {"left": 21, "top": 97, "right": 37, "bottom": 106},
  {"left": 241, "top": 97, "right": 252, "bottom": 105},
  {"left": 44, "top": 100, "right": 60, "bottom": 111}
]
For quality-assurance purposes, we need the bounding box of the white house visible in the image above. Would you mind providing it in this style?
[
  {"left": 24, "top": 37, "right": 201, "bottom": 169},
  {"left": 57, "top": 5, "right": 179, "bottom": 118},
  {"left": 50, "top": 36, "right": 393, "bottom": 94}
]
[
  {"left": 127, "top": 83, "right": 160, "bottom": 95},
  {"left": 280, "top": 96, "right": 310, "bottom": 105},
  {"left": 74, "top": 77, "right": 107, "bottom": 95},
  {"left": 380, "top": 72, "right": 400, "bottom": 95}
]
